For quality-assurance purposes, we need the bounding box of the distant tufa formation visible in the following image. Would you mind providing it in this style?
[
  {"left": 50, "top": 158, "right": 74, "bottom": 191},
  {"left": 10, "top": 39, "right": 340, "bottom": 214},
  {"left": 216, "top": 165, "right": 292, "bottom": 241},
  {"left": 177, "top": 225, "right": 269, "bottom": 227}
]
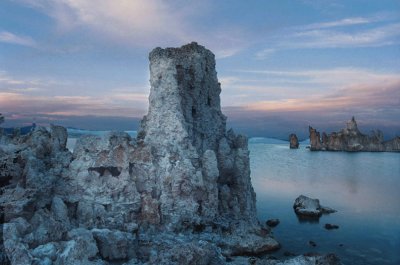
[
  {"left": 309, "top": 117, "right": 400, "bottom": 152},
  {"left": 289, "top": 134, "right": 299, "bottom": 149},
  {"left": 1, "top": 43, "right": 287, "bottom": 265}
]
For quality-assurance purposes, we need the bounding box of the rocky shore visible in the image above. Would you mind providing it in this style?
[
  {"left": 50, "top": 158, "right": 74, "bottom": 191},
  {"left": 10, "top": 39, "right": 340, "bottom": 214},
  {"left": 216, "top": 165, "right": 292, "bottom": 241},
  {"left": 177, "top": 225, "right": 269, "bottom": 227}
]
[
  {"left": 309, "top": 117, "right": 400, "bottom": 152},
  {"left": 1, "top": 43, "right": 340, "bottom": 264}
]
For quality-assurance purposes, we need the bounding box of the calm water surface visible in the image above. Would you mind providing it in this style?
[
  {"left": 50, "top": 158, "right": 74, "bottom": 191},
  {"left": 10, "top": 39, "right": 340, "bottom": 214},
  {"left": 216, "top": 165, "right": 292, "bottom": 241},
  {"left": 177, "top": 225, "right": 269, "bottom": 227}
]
[{"left": 249, "top": 139, "right": 400, "bottom": 265}]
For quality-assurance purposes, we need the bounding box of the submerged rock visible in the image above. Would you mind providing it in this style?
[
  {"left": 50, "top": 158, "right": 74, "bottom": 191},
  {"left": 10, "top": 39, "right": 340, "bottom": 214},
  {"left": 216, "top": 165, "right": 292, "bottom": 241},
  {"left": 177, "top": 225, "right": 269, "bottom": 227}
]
[
  {"left": 324, "top": 224, "right": 339, "bottom": 230},
  {"left": 293, "top": 195, "right": 336, "bottom": 219},
  {"left": 266, "top": 219, "right": 280, "bottom": 227},
  {"left": 289, "top": 134, "right": 299, "bottom": 149},
  {"left": 309, "top": 117, "right": 400, "bottom": 152}
]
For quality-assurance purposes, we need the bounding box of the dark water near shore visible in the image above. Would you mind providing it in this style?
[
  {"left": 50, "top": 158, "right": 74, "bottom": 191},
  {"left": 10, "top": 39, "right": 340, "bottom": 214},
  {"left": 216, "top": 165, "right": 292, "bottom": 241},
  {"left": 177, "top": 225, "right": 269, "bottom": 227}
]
[{"left": 249, "top": 139, "right": 400, "bottom": 265}]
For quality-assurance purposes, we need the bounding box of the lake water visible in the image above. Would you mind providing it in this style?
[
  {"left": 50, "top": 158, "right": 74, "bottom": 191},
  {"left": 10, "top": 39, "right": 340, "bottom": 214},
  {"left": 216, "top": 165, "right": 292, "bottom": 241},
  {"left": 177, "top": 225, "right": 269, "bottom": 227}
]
[{"left": 249, "top": 138, "right": 400, "bottom": 265}]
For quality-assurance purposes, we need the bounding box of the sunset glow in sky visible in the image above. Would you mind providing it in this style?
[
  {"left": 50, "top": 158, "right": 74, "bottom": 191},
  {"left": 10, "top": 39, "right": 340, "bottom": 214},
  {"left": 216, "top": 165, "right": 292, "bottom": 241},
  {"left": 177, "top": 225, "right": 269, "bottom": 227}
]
[{"left": 1, "top": 0, "right": 399, "bottom": 137}]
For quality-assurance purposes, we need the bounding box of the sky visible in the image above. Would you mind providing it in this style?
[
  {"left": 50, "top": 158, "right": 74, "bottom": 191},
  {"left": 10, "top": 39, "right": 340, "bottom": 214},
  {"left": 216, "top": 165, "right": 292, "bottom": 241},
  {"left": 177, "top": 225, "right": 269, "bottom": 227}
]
[{"left": 1, "top": 0, "right": 400, "bottom": 139}]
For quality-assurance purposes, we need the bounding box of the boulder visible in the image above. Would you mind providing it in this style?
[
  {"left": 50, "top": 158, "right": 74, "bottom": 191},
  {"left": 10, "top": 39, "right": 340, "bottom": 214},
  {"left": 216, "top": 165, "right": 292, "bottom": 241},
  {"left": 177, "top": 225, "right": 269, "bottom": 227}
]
[
  {"left": 293, "top": 195, "right": 336, "bottom": 218},
  {"left": 55, "top": 228, "right": 99, "bottom": 265},
  {"left": 91, "top": 228, "right": 136, "bottom": 260},
  {"left": 31, "top": 242, "right": 59, "bottom": 260}
]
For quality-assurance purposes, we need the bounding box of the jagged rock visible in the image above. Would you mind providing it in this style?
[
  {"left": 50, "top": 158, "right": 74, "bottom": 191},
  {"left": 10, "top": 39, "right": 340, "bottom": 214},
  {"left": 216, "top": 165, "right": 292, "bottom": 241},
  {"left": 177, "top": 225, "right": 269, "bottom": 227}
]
[
  {"left": 92, "top": 228, "right": 137, "bottom": 260},
  {"left": 24, "top": 209, "right": 67, "bottom": 247},
  {"left": 289, "top": 134, "right": 299, "bottom": 149},
  {"left": 3, "top": 221, "right": 33, "bottom": 265},
  {"left": 54, "top": 228, "right": 100, "bottom": 265},
  {"left": 51, "top": 196, "right": 70, "bottom": 225},
  {"left": 31, "top": 242, "right": 58, "bottom": 260},
  {"left": 309, "top": 117, "right": 400, "bottom": 152},
  {"left": 293, "top": 195, "right": 336, "bottom": 218},
  {"left": 146, "top": 240, "right": 224, "bottom": 265},
  {"left": 309, "top": 127, "right": 322, "bottom": 151}
]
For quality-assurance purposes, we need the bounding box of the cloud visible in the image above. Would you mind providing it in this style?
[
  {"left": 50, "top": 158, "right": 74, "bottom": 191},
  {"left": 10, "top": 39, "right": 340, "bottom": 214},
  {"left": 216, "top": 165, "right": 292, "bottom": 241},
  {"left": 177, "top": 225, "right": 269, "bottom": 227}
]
[
  {"left": 255, "top": 15, "right": 400, "bottom": 57},
  {"left": 17, "top": 0, "right": 193, "bottom": 46},
  {"left": 0, "top": 71, "right": 43, "bottom": 92},
  {"left": 255, "top": 48, "right": 275, "bottom": 60},
  {"left": 220, "top": 67, "right": 400, "bottom": 116},
  {"left": 14, "top": 0, "right": 247, "bottom": 58},
  {"left": 289, "top": 23, "right": 400, "bottom": 48},
  {"left": 244, "top": 78, "right": 400, "bottom": 113},
  {"left": 0, "top": 71, "right": 149, "bottom": 118},
  {"left": 0, "top": 31, "right": 36, "bottom": 47},
  {"left": 0, "top": 92, "right": 147, "bottom": 118},
  {"left": 303, "top": 17, "right": 372, "bottom": 29}
]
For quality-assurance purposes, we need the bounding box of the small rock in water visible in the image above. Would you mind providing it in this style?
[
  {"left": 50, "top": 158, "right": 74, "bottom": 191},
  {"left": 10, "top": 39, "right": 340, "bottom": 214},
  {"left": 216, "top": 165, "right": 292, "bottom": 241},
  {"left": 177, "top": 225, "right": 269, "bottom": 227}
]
[
  {"left": 309, "top": 240, "right": 317, "bottom": 247},
  {"left": 293, "top": 195, "right": 336, "bottom": 219},
  {"left": 289, "top": 133, "right": 299, "bottom": 149},
  {"left": 266, "top": 218, "right": 280, "bottom": 227},
  {"left": 325, "top": 223, "right": 339, "bottom": 230}
]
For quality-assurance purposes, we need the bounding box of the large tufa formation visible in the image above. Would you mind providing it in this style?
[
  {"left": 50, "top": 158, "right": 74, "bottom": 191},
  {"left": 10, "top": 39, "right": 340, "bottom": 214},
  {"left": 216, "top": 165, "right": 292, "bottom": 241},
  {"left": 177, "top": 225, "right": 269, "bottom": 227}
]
[
  {"left": 1, "top": 43, "right": 283, "bottom": 265},
  {"left": 137, "top": 42, "right": 258, "bottom": 228},
  {"left": 309, "top": 117, "right": 400, "bottom": 152}
]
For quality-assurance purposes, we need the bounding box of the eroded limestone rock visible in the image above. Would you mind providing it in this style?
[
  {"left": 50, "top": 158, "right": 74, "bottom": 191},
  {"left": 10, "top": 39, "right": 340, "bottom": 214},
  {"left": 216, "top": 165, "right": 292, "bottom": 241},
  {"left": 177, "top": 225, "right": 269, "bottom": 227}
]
[{"left": 309, "top": 117, "right": 400, "bottom": 152}]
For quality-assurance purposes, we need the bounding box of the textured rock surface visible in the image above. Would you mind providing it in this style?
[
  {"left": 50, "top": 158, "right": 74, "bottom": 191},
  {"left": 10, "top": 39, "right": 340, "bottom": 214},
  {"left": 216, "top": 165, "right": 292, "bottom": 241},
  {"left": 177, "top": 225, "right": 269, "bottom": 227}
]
[
  {"left": 0, "top": 43, "right": 272, "bottom": 264},
  {"left": 289, "top": 134, "right": 299, "bottom": 149},
  {"left": 309, "top": 117, "right": 400, "bottom": 152},
  {"left": 1, "top": 43, "right": 343, "bottom": 264},
  {"left": 293, "top": 195, "right": 336, "bottom": 218}
]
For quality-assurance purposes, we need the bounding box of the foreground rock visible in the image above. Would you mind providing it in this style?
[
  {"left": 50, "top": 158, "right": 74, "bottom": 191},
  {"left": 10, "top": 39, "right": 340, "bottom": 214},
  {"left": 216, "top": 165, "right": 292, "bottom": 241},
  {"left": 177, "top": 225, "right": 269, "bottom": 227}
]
[
  {"left": 289, "top": 134, "right": 299, "bottom": 149},
  {"left": 1, "top": 43, "right": 295, "bottom": 264},
  {"left": 309, "top": 117, "right": 400, "bottom": 152},
  {"left": 293, "top": 195, "right": 336, "bottom": 219}
]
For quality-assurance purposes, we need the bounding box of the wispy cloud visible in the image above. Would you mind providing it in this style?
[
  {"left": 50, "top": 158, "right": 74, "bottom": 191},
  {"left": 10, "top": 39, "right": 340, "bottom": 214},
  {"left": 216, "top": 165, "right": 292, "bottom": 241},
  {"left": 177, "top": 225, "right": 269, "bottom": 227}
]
[
  {"left": 255, "top": 48, "right": 275, "bottom": 60},
  {"left": 0, "top": 71, "right": 44, "bottom": 92},
  {"left": 255, "top": 15, "right": 400, "bottom": 57},
  {"left": 0, "top": 31, "right": 36, "bottom": 47},
  {"left": 289, "top": 23, "right": 400, "bottom": 49},
  {"left": 0, "top": 92, "right": 147, "bottom": 118},
  {"left": 244, "top": 80, "right": 400, "bottom": 115},
  {"left": 0, "top": 71, "right": 149, "bottom": 117},
  {"left": 302, "top": 17, "right": 374, "bottom": 30},
  {"left": 14, "top": 0, "right": 247, "bottom": 58},
  {"left": 221, "top": 67, "right": 400, "bottom": 115},
  {"left": 17, "top": 0, "right": 192, "bottom": 46}
]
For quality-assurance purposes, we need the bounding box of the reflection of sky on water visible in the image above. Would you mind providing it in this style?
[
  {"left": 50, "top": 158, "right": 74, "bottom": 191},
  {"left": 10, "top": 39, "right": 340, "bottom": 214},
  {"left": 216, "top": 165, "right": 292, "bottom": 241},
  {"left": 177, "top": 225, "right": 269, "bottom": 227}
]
[{"left": 249, "top": 142, "right": 400, "bottom": 265}]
